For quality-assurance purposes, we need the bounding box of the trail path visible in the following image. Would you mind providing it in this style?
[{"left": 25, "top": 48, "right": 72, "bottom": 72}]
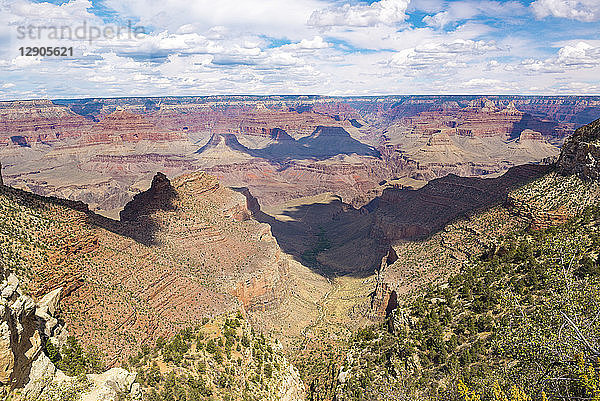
[{"left": 300, "top": 273, "right": 340, "bottom": 350}]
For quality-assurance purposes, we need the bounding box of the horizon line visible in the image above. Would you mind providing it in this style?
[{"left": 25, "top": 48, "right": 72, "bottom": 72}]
[{"left": 2, "top": 94, "right": 600, "bottom": 103}]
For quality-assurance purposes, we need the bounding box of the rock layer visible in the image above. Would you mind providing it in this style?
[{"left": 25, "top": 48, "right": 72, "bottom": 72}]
[
  {"left": 369, "top": 118, "right": 600, "bottom": 318},
  {"left": 0, "top": 171, "right": 296, "bottom": 362}
]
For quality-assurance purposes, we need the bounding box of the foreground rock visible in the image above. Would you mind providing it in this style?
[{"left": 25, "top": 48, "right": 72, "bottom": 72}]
[{"left": 0, "top": 270, "right": 141, "bottom": 400}]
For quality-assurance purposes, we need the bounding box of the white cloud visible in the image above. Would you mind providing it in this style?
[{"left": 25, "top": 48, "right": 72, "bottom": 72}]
[
  {"left": 422, "top": 0, "right": 527, "bottom": 28},
  {"left": 388, "top": 39, "right": 503, "bottom": 70},
  {"left": 308, "top": 0, "right": 410, "bottom": 27},
  {"left": 458, "top": 77, "right": 518, "bottom": 91},
  {"left": 531, "top": 0, "right": 600, "bottom": 22},
  {"left": 267, "top": 52, "right": 304, "bottom": 66},
  {"left": 462, "top": 78, "right": 501, "bottom": 87},
  {"left": 105, "top": 0, "right": 326, "bottom": 39},
  {"left": 283, "top": 36, "right": 331, "bottom": 50},
  {"left": 12, "top": 55, "right": 42, "bottom": 67},
  {"left": 556, "top": 41, "right": 600, "bottom": 66},
  {"left": 8, "top": 0, "right": 97, "bottom": 22},
  {"left": 521, "top": 42, "right": 600, "bottom": 73},
  {"left": 423, "top": 11, "right": 452, "bottom": 28}
]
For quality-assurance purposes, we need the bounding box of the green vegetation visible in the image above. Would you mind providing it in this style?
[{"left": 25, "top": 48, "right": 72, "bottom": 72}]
[
  {"left": 336, "top": 205, "right": 600, "bottom": 401},
  {"left": 44, "top": 336, "right": 104, "bottom": 376},
  {"left": 127, "top": 313, "right": 299, "bottom": 401},
  {"left": 302, "top": 227, "right": 331, "bottom": 266},
  {"left": 35, "top": 376, "right": 92, "bottom": 401},
  {"left": 295, "top": 343, "right": 344, "bottom": 401}
]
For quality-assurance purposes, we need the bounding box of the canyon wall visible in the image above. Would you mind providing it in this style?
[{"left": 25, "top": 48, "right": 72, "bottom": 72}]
[
  {"left": 368, "top": 118, "right": 600, "bottom": 318},
  {"left": 0, "top": 171, "right": 301, "bottom": 362}
]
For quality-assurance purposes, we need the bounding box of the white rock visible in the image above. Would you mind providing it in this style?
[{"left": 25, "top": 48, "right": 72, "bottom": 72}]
[
  {"left": 1, "top": 274, "right": 19, "bottom": 299},
  {"left": 0, "top": 321, "right": 14, "bottom": 384},
  {"left": 83, "top": 368, "right": 142, "bottom": 401},
  {"left": 23, "top": 352, "right": 57, "bottom": 399},
  {"left": 36, "top": 288, "right": 65, "bottom": 337},
  {"left": 36, "top": 287, "right": 62, "bottom": 317}
]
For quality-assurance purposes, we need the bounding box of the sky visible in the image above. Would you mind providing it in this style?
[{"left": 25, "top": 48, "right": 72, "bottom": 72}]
[{"left": 0, "top": 0, "right": 599, "bottom": 99}]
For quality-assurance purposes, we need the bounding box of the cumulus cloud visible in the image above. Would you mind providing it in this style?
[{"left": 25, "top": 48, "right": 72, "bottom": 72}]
[
  {"left": 459, "top": 77, "right": 518, "bottom": 91},
  {"left": 531, "top": 0, "right": 600, "bottom": 22},
  {"left": 8, "top": 0, "right": 97, "bottom": 22},
  {"left": 521, "top": 42, "right": 600, "bottom": 73},
  {"left": 283, "top": 36, "right": 331, "bottom": 50},
  {"left": 388, "top": 39, "right": 503, "bottom": 70},
  {"left": 308, "top": 0, "right": 410, "bottom": 27},
  {"left": 11, "top": 55, "right": 41, "bottom": 67},
  {"left": 423, "top": 11, "right": 452, "bottom": 28},
  {"left": 556, "top": 42, "right": 600, "bottom": 66},
  {"left": 105, "top": 0, "right": 326, "bottom": 39}
]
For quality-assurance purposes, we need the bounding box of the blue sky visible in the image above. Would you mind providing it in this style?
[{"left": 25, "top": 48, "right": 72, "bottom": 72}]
[{"left": 0, "top": 0, "right": 599, "bottom": 99}]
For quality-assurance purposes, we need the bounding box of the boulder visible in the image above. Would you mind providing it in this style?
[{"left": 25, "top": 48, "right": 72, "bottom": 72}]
[
  {"left": 1, "top": 274, "right": 19, "bottom": 299},
  {"left": 83, "top": 368, "right": 142, "bottom": 401}
]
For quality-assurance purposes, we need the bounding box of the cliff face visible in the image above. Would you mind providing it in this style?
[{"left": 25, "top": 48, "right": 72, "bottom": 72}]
[
  {"left": 119, "top": 172, "right": 178, "bottom": 222},
  {"left": 370, "top": 164, "right": 550, "bottom": 242},
  {"left": 369, "top": 118, "right": 600, "bottom": 318},
  {"left": 557, "top": 117, "right": 600, "bottom": 180}
]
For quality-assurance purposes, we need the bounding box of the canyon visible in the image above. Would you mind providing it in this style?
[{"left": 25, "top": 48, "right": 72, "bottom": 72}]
[
  {"left": 2, "top": 96, "right": 596, "bottom": 220},
  {"left": 1, "top": 96, "right": 600, "bottom": 400}
]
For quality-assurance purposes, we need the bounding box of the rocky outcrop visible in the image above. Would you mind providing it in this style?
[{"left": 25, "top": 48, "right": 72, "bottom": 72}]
[
  {"left": 370, "top": 247, "right": 400, "bottom": 319},
  {"left": 25, "top": 358, "right": 142, "bottom": 401},
  {"left": 518, "top": 129, "right": 544, "bottom": 141},
  {"left": 0, "top": 270, "right": 141, "bottom": 400},
  {"left": 557, "top": 117, "right": 600, "bottom": 180},
  {"left": 0, "top": 271, "right": 57, "bottom": 390},
  {"left": 506, "top": 185, "right": 572, "bottom": 231},
  {"left": 120, "top": 172, "right": 178, "bottom": 222}
]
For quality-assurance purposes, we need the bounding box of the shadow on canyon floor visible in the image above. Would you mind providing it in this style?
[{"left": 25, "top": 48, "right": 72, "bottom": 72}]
[
  {"left": 196, "top": 126, "right": 380, "bottom": 164},
  {"left": 251, "top": 200, "right": 386, "bottom": 279},
  {"left": 244, "top": 163, "right": 552, "bottom": 279}
]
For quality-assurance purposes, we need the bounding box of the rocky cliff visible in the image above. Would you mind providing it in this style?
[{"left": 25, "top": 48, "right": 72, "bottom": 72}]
[
  {"left": 0, "top": 171, "right": 298, "bottom": 363},
  {"left": 557, "top": 117, "right": 600, "bottom": 180},
  {"left": 370, "top": 164, "right": 550, "bottom": 242},
  {"left": 0, "top": 270, "right": 141, "bottom": 400},
  {"left": 0, "top": 96, "right": 587, "bottom": 218}
]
